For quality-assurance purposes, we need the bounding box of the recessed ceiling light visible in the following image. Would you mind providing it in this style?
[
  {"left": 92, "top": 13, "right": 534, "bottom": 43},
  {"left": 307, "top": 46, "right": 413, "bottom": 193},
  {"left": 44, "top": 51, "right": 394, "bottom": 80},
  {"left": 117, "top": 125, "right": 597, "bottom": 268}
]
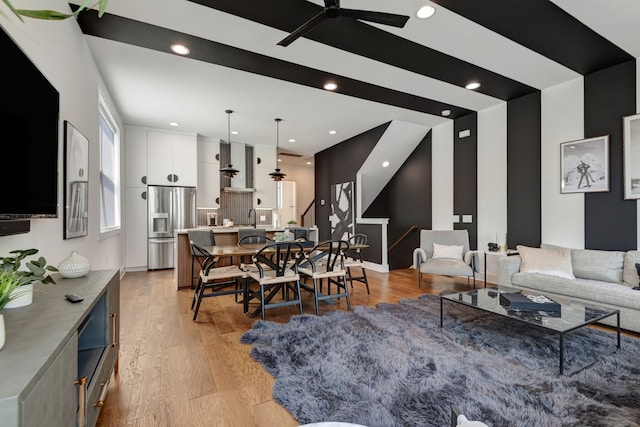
[
  {"left": 382, "top": 161, "right": 390, "bottom": 168},
  {"left": 169, "top": 122, "right": 179, "bottom": 127},
  {"left": 465, "top": 81, "right": 481, "bottom": 90},
  {"left": 329, "top": 130, "right": 337, "bottom": 135},
  {"left": 170, "top": 44, "right": 190, "bottom": 55},
  {"left": 289, "top": 139, "right": 296, "bottom": 143},
  {"left": 323, "top": 82, "right": 338, "bottom": 91},
  {"left": 441, "top": 110, "right": 451, "bottom": 117},
  {"left": 277, "top": 158, "right": 282, "bottom": 162},
  {"left": 231, "top": 130, "right": 239, "bottom": 135},
  {"left": 306, "top": 161, "right": 312, "bottom": 165},
  {"left": 416, "top": 5, "right": 435, "bottom": 19}
]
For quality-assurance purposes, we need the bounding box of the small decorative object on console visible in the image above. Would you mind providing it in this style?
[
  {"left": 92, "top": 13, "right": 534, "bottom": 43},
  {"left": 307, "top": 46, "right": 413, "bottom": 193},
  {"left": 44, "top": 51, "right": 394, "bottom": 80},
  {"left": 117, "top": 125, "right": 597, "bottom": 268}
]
[
  {"left": 500, "top": 292, "right": 561, "bottom": 312},
  {"left": 57, "top": 251, "right": 91, "bottom": 278},
  {"left": 487, "top": 243, "right": 498, "bottom": 252}
]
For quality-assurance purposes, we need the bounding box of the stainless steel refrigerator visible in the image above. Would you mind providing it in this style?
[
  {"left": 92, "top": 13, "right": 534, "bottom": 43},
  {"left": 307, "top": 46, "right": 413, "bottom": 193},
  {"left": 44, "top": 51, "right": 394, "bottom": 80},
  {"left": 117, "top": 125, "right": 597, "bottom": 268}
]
[{"left": 148, "top": 185, "right": 196, "bottom": 270}]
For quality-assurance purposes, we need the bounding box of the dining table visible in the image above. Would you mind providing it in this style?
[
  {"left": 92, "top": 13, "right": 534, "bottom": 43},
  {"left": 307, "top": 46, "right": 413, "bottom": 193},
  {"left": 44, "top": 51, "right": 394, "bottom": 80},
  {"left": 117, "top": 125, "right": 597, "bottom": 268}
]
[{"left": 202, "top": 241, "right": 369, "bottom": 317}]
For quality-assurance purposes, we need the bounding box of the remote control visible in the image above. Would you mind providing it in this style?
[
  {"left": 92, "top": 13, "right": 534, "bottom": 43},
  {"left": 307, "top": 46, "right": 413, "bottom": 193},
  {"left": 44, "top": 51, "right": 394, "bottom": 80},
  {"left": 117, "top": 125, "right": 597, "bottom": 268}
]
[{"left": 65, "top": 293, "right": 84, "bottom": 303}]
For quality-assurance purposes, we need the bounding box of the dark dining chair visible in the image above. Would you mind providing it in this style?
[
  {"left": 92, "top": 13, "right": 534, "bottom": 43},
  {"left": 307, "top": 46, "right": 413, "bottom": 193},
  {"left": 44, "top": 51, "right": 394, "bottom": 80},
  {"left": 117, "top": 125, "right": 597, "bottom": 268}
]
[
  {"left": 245, "top": 241, "right": 304, "bottom": 320},
  {"left": 343, "top": 233, "right": 370, "bottom": 294},
  {"left": 187, "top": 229, "right": 216, "bottom": 289},
  {"left": 190, "top": 241, "right": 247, "bottom": 321},
  {"left": 298, "top": 240, "right": 351, "bottom": 315}
]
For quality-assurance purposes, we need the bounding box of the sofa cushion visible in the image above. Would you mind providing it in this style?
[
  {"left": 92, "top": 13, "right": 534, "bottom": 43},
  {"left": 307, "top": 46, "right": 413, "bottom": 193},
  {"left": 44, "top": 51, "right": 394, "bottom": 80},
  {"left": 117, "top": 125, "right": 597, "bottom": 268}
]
[
  {"left": 512, "top": 272, "right": 640, "bottom": 311},
  {"left": 623, "top": 251, "right": 640, "bottom": 288},
  {"left": 571, "top": 249, "right": 624, "bottom": 284},
  {"left": 420, "top": 258, "right": 473, "bottom": 277},
  {"left": 432, "top": 243, "right": 463, "bottom": 260},
  {"left": 516, "top": 245, "right": 575, "bottom": 280}
]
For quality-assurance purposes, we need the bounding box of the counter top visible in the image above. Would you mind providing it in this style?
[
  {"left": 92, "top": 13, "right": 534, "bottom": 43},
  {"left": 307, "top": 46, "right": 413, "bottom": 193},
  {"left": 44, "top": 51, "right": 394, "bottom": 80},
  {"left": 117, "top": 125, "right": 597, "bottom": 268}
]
[
  {"left": 175, "top": 226, "right": 317, "bottom": 234},
  {"left": 176, "top": 226, "right": 285, "bottom": 234}
]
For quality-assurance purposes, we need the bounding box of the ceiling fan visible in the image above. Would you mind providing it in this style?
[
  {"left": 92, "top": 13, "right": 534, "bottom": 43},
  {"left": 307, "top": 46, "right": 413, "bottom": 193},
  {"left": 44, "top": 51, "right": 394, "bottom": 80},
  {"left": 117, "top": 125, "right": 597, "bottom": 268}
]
[{"left": 277, "top": 0, "right": 410, "bottom": 47}]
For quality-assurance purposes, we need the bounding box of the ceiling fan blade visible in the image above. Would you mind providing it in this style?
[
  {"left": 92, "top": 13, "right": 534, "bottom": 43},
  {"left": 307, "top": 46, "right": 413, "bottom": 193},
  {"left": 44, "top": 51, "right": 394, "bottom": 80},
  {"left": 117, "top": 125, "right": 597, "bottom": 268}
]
[
  {"left": 340, "top": 9, "right": 410, "bottom": 28},
  {"left": 277, "top": 11, "right": 328, "bottom": 47}
]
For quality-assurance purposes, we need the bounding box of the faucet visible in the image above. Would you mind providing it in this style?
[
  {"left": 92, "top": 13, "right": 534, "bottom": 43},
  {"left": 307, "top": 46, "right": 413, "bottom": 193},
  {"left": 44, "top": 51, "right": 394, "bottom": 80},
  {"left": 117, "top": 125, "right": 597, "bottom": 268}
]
[{"left": 248, "top": 208, "right": 257, "bottom": 228}]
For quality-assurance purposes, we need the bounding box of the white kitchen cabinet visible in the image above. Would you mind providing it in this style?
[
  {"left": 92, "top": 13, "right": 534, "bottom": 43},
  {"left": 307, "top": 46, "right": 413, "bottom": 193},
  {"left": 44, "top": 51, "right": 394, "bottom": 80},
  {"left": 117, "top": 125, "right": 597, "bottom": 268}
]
[
  {"left": 125, "top": 187, "right": 148, "bottom": 270},
  {"left": 252, "top": 144, "right": 278, "bottom": 208},
  {"left": 147, "top": 131, "right": 197, "bottom": 186},
  {"left": 254, "top": 165, "right": 278, "bottom": 208},
  {"left": 197, "top": 137, "right": 220, "bottom": 207},
  {"left": 124, "top": 126, "right": 148, "bottom": 188}
]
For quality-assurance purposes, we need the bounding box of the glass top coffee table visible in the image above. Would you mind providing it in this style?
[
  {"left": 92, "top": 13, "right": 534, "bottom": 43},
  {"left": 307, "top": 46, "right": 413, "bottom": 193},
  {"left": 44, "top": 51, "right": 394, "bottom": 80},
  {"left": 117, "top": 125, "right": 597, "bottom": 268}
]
[{"left": 440, "top": 286, "right": 620, "bottom": 374}]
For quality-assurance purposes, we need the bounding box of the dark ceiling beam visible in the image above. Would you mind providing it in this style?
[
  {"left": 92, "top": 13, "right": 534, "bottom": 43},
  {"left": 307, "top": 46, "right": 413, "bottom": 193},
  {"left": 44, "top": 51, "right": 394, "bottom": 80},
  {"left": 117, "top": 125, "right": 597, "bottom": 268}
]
[
  {"left": 430, "top": 0, "right": 633, "bottom": 75},
  {"left": 75, "top": 10, "right": 474, "bottom": 119},
  {"left": 187, "top": 0, "right": 536, "bottom": 101}
]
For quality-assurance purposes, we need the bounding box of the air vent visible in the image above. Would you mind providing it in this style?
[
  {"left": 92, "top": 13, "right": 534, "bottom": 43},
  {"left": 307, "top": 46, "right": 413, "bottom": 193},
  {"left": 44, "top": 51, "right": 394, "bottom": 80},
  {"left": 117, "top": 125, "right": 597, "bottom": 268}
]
[{"left": 279, "top": 151, "right": 304, "bottom": 157}]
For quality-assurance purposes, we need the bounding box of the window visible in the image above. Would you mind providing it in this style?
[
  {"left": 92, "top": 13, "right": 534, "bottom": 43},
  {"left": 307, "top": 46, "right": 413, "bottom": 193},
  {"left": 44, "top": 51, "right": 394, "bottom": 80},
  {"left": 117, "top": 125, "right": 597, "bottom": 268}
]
[{"left": 99, "top": 96, "right": 121, "bottom": 235}]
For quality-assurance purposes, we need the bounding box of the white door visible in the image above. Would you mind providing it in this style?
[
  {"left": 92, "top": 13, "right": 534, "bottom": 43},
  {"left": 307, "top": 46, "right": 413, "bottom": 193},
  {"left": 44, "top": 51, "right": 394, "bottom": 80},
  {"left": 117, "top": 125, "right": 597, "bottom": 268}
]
[{"left": 279, "top": 181, "right": 297, "bottom": 225}]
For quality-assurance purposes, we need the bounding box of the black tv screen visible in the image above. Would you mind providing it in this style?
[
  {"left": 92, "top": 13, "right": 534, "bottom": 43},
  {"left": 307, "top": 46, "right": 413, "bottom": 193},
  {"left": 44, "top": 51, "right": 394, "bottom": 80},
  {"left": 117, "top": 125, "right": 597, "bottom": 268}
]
[{"left": 0, "top": 26, "right": 59, "bottom": 218}]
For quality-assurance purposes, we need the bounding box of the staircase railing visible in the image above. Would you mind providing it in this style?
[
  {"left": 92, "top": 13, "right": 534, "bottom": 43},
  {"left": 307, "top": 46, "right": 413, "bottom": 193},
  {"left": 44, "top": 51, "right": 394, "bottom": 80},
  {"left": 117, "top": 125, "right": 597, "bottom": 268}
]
[
  {"left": 300, "top": 200, "right": 315, "bottom": 226},
  {"left": 388, "top": 225, "right": 418, "bottom": 253}
]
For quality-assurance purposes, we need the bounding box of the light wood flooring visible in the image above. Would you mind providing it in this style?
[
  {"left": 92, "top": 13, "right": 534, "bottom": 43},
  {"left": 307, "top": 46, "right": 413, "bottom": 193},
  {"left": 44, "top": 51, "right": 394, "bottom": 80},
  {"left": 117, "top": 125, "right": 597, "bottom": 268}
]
[{"left": 95, "top": 268, "right": 632, "bottom": 427}]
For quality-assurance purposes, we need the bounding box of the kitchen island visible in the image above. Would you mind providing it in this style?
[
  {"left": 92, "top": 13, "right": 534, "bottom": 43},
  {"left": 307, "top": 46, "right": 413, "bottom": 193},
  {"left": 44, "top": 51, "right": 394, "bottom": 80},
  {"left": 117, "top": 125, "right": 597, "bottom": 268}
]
[{"left": 174, "top": 226, "right": 318, "bottom": 289}]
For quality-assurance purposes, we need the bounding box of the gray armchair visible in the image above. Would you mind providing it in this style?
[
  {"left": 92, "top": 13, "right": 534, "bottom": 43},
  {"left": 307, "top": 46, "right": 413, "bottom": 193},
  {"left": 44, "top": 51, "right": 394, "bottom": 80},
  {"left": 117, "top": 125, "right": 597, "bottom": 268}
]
[{"left": 412, "top": 229, "right": 476, "bottom": 288}]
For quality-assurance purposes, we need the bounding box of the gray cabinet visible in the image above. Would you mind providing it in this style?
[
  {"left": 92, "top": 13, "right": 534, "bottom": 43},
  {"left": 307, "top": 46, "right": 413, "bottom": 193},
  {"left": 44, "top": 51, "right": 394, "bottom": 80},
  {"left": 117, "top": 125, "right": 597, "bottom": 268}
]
[{"left": 0, "top": 270, "right": 120, "bottom": 427}]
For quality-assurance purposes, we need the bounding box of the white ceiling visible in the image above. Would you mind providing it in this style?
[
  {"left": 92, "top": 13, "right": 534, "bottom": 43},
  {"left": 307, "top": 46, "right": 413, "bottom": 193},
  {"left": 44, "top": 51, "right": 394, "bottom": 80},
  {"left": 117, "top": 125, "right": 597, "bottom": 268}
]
[{"left": 83, "top": 0, "right": 640, "bottom": 166}]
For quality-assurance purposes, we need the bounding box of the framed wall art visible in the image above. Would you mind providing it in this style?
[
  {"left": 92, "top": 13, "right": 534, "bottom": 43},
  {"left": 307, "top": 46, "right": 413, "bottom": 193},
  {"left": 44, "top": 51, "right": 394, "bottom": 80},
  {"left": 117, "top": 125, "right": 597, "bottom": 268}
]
[
  {"left": 560, "top": 135, "right": 609, "bottom": 194},
  {"left": 623, "top": 113, "right": 640, "bottom": 200},
  {"left": 330, "top": 181, "right": 354, "bottom": 240},
  {"left": 64, "top": 121, "right": 89, "bottom": 239}
]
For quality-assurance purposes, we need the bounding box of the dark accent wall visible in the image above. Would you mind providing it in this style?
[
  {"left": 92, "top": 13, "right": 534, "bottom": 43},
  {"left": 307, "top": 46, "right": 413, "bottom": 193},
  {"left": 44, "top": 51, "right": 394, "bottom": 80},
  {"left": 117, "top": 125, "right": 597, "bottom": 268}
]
[
  {"left": 315, "top": 122, "right": 390, "bottom": 247},
  {"left": 584, "top": 60, "right": 637, "bottom": 251},
  {"left": 357, "top": 223, "right": 382, "bottom": 264},
  {"left": 454, "top": 113, "right": 478, "bottom": 250},
  {"left": 366, "top": 132, "right": 432, "bottom": 269},
  {"left": 507, "top": 91, "right": 542, "bottom": 248}
]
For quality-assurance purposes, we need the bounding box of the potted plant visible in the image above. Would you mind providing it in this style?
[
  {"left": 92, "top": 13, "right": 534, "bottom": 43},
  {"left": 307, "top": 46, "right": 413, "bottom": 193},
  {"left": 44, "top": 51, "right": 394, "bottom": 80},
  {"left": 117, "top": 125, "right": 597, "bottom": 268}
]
[
  {"left": 287, "top": 220, "right": 298, "bottom": 225},
  {"left": 0, "top": 249, "right": 58, "bottom": 308}
]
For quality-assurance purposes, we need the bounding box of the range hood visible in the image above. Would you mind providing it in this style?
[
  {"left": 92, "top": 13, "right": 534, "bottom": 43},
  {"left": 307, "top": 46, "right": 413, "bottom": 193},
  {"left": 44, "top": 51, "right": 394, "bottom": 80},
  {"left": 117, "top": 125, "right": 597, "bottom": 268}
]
[{"left": 223, "top": 142, "right": 255, "bottom": 192}]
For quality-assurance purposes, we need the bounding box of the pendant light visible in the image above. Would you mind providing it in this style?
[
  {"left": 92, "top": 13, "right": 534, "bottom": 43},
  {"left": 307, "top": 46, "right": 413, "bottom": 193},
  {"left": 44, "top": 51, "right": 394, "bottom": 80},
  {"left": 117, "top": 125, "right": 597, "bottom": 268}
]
[
  {"left": 269, "top": 118, "right": 286, "bottom": 181},
  {"left": 220, "top": 109, "right": 239, "bottom": 178}
]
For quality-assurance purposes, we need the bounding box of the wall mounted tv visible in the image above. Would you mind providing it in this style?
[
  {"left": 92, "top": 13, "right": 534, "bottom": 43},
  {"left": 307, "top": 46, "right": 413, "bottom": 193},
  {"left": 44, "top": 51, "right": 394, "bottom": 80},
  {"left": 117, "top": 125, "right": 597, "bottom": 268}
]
[{"left": 0, "top": 26, "right": 60, "bottom": 218}]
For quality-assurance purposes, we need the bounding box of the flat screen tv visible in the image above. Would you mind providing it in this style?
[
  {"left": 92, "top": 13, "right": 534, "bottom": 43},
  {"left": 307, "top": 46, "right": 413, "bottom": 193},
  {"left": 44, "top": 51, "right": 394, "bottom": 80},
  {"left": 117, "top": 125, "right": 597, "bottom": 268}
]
[{"left": 0, "top": 26, "right": 59, "bottom": 218}]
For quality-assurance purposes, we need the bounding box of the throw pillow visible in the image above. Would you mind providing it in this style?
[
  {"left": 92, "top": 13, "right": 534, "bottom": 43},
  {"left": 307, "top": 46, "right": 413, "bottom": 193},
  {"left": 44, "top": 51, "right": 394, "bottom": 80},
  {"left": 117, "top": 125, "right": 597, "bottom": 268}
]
[
  {"left": 634, "top": 263, "right": 640, "bottom": 290},
  {"left": 516, "top": 245, "right": 575, "bottom": 280},
  {"left": 432, "top": 243, "right": 464, "bottom": 260}
]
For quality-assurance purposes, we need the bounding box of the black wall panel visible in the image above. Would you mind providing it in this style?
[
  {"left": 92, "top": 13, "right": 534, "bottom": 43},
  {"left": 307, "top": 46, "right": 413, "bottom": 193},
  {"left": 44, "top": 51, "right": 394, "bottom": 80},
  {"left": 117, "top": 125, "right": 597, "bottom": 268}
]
[
  {"left": 314, "top": 122, "right": 390, "bottom": 244},
  {"left": 507, "top": 92, "right": 542, "bottom": 248},
  {"left": 367, "top": 132, "right": 432, "bottom": 269},
  {"left": 454, "top": 113, "right": 478, "bottom": 250},
  {"left": 584, "top": 60, "right": 637, "bottom": 251}
]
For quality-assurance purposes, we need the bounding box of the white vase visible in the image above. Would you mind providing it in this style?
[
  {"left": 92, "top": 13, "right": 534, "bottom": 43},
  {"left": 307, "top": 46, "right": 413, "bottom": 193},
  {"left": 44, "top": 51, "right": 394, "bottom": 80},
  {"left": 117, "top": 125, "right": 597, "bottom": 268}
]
[
  {"left": 58, "top": 251, "right": 91, "bottom": 278},
  {"left": 0, "top": 314, "right": 5, "bottom": 350},
  {"left": 4, "top": 283, "right": 33, "bottom": 308}
]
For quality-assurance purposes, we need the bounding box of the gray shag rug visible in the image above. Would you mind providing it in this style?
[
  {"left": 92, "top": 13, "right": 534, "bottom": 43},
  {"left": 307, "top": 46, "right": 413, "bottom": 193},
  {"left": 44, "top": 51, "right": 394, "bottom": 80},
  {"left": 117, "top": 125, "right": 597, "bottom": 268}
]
[{"left": 240, "top": 294, "right": 640, "bottom": 427}]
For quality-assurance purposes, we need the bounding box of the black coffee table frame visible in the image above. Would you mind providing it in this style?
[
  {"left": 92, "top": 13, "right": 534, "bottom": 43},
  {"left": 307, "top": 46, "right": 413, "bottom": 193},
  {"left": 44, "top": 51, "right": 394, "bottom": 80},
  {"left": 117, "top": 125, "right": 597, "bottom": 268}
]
[{"left": 440, "top": 287, "right": 621, "bottom": 375}]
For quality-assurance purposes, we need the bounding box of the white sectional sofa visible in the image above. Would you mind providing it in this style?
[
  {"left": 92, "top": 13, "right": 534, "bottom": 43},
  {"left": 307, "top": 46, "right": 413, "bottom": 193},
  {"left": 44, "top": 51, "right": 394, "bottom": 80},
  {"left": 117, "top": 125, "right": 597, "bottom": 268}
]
[{"left": 498, "top": 245, "right": 640, "bottom": 333}]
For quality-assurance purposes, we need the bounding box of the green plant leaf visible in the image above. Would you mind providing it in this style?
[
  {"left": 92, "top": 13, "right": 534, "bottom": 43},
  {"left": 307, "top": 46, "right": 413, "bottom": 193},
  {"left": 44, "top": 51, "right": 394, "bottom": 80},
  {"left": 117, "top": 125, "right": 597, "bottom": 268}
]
[{"left": 14, "top": 9, "right": 73, "bottom": 20}]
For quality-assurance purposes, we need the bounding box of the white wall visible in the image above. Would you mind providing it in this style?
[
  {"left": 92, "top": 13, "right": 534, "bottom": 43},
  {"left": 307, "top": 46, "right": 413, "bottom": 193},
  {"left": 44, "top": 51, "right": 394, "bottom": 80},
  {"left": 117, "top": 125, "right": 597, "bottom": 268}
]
[
  {"left": 431, "top": 121, "right": 454, "bottom": 230},
  {"left": 279, "top": 163, "right": 314, "bottom": 224},
  {"left": 1, "top": 1, "right": 125, "bottom": 272},
  {"left": 541, "top": 77, "right": 585, "bottom": 248},
  {"left": 477, "top": 103, "right": 507, "bottom": 251}
]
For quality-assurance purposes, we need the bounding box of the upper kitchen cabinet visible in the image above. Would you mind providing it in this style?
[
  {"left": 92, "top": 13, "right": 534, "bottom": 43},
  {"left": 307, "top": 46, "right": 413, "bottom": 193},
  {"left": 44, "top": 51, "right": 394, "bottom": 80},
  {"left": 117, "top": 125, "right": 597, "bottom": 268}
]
[
  {"left": 252, "top": 144, "right": 277, "bottom": 208},
  {"left": 125, "top": 126, "right": 148, "bottom": 188},
  {"left": 147, "top": 131, "right": 197, "bottom": 186},
  {"left": 196, "top": 136, "right": 220, "bottom": 208}
]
